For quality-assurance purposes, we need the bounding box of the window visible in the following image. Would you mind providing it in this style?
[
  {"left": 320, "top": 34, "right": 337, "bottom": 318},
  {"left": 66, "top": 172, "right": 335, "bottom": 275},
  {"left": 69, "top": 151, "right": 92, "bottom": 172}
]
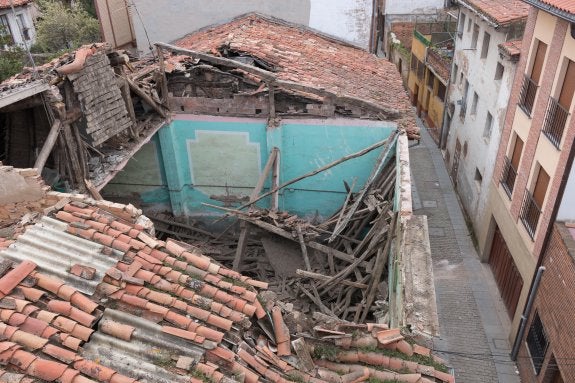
[
  {"left": 526, "top": 311, "right": 548, "bottom": 375},
  {"left": 520, "top": 166, "right": 549, "bottom": 238},
  {"left": 475, "top": 168, "right": 483, "bottom": 186},
  {"left": 501, "top": 135, "right": 523, "bottom": 197},
  {"left": 495, "top": 62, "right": 504, "bottom": 80},
  {"left": 471, "top": 24, "right": 480, "bottom": 49},
  {"left": 453, "top": 63, "right": 458, "bottom": 83},
  {"left": 458, "top": 13, "right": 466, "bottom": 38},
  {"left": 427, "top": 72, "right": 435, "bottom": 89},
  {"left": 411, "top": 53, "right": 417, "bottom": 71},
  {"left": 0, "top": 14, "right": 13, "bottom": 45},
  {"left": 459, "top": 71, "right": 463, "bottom": 84},
  {"left": 15, "top": 14, "right": 29, "bottom": 41},
  {"left": 481, "top": 32, "right": 491, "bottom": 58},
  {"left": 460, "top": 79, "right": 469, "bottom": 118},
  {"left": 520, "top": 40, "right": 547, "bottom": 115},
  {"left": 543, "top": 59, "right": 575, "bottom": 148},
  {"left": 471, "top": 92, "right": 479, "bottom": 114},
  {"left": 467, "top": 17, "right": 472, "bottom": 32},
  {"left": 437, "top": 82, "right": 447, "bottom": 101},
  {"left": 483, "top": 111, "right": 493, "bottom": 139}
]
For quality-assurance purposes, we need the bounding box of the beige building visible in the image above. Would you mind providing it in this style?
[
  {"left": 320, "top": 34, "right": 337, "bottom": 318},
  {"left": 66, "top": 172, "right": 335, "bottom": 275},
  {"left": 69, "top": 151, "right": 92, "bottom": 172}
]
[{"left": 478, "top": 0, "right": 575, "bottom": 341}]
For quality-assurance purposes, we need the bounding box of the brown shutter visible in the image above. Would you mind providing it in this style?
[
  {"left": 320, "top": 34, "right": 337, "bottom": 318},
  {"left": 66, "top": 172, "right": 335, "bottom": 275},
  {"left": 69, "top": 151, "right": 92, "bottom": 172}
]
[
  {"left": 558, "top": 59, "right": 575, "bottom": 109},
  {"left": 511, "top": 137, "right": 524, "bottom": 169},
  {"left": 533, "top": 168, "right": 550, "bottom": 207},
  {"left": 531, "top": 41, "right": 547, "bottom": 84}
]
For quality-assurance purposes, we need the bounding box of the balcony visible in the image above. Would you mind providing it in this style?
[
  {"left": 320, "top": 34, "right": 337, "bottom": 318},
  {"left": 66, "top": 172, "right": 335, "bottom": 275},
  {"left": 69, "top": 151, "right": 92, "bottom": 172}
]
[
  {"left": 519, "top": 189, "right": 541, "bottom": 239},
  {"left": 518, "top": 74, "right": 538, "bottom": 116},
  {"left": 500, "top": 156, "right": 517, "bottom": 198},
  {"left": 542, "top": 97, "right": 570, "bottom": 149}
]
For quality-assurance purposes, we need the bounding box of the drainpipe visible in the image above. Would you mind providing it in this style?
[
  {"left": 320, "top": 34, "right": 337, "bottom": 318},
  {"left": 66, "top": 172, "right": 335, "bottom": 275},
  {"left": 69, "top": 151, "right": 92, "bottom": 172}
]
[
  {"left": 510, "top": 265, "right": 545, "bottom": 360},
  {"left": 510, "top": 118, "right": 575, "bottom": 360}
]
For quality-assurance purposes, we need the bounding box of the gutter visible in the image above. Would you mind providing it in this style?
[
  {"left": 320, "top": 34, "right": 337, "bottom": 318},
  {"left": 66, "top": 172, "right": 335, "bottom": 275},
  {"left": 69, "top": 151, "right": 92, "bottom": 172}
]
[{"left": 523, "top": 0, "right": 575, "bottom": 24}]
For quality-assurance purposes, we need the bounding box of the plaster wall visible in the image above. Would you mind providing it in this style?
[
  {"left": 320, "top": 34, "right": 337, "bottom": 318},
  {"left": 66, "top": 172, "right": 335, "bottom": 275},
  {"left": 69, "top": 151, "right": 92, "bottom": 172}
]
[
  {"left": 113, "top": 115, "right": 396, "bottom": 221},
  {"left": 445, "top": 7, "right": 518, "bottom": 233},
  {"left": 309, "top": 0, "right": 373, "bottom": 49},
  {"left": 0, "top": 5, "right": 35, "bottom": 49},
  {"left": 124, "top": 0, "right": 375, "bottom": 54},
  {"left": 384, "top": 0, "right": 444, "bottom": 15}
]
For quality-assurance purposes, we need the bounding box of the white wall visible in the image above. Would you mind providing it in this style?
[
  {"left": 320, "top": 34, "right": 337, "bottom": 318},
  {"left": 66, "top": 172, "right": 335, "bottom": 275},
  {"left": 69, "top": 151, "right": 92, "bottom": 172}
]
[
  {"left": 0, "top": 5, "right": 35, "bottom": 49},
  {"left": 309, "top": 0, "right": 373, "bottom": 49},
  {"left": 557, "top": 166, "right": 575, "bottom": 221},
  {"left": 124, "top": 0, "right": 374, "bottom": 55},
  {"left": 445, "top": 7, "right": 519, "bottom": 231},
  {"left": 385, "top": 0, "right": 444, "bottom": 15}
]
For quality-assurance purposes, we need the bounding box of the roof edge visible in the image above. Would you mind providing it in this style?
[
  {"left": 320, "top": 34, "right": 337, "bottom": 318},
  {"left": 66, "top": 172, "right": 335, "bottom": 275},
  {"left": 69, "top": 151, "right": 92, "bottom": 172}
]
[
  {"left": 171, "top": 12, "right": 368, "bottom": 52},
  {"left": 457, "top": 0, "right": 528, "bottom": 28},
  {"left": 523, "top": 0, "right": 575, "bottom": 23}
]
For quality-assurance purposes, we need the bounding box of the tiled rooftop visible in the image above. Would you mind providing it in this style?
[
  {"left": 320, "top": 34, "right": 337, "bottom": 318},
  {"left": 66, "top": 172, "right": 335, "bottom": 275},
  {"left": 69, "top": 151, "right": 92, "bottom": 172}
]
[
  {"left": 498, "top": 39, "right": 523, "bottom": 58},
  {"left": 0, "top": 0, "right": 29, "bottom": 8},
  {"left": 0, "top": 165, "right": 453, "bottom": 383},
  {"left": 460, "top": 0, "right": 530, "bottom": 25},
  {"left": 175, "top": 13, "right": 417, "bottom": 135},
  {"left": 532, "top": 0, "right": 575, "bottom": 15}
]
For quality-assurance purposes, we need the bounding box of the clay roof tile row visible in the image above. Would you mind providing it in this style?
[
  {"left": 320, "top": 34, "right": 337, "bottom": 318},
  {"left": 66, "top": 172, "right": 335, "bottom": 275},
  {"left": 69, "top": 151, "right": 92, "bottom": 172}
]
[{"left": 460, "top": 0, "right": 530, "bottom": 25}]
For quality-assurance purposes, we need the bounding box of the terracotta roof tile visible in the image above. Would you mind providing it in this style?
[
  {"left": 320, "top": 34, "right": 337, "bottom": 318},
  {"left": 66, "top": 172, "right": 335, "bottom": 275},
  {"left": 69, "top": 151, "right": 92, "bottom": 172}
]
[
  {"left": 534, "top": 0, "right": 575, "bottom": 15},
  {"left": 498, "top": 39, "right": 522, "bottom": 57},
  {"left": 0, "top": 0, "right": 29, "bottom": 8},
  {"left": 460, "top": 0, "right": 529, "bottom": 25},
  {"left": 174, "top": 14, "right": 417, "bottom": 136}
]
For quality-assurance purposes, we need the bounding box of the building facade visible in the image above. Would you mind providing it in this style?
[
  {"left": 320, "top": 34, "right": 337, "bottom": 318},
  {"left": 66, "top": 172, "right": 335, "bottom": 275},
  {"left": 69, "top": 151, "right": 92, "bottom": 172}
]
[
  {"left": 477, "top": 0, "right": 575, "bottom": 341},
  {"left": 0, "top": 0, "right": 35, "bottom": 49},
  {"left": 407, "top": 19, "right": 456, "bottom": 142},
  {"left": 443, "top": 0, "right": 528, "bottom": 233},
  {"left": 94, "top": 0, "right": 377, "bottom": 54}
]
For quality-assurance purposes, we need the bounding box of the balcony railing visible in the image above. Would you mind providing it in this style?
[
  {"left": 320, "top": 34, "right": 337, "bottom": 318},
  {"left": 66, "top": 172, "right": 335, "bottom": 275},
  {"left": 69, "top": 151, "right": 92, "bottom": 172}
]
[
  {"left": 542, "top": 97, "right": 570, "bottom": 149},
  {"left": 500, "top": 156, "right": 517, "bottom": 198},
  {"left": 520, "top": 189, "right": 542, "bottom": 240},
  {"left": 518, "top": 74, "right": 538, "bottom": 116}
]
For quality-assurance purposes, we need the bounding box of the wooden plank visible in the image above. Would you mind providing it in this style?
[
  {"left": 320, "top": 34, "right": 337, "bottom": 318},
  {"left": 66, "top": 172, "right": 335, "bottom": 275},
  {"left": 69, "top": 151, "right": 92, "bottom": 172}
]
[
  {"left": 34, "top": 119, "right": 62, "bottom": 172},
  {"left": 235, "top": 137, "right": 393, "bottom": 211},
  {"left": 296, "top": 224, "right": 312, "bottom": 272},
  {"left": 295, "top": 269, "right": 368, "bottom": 289}
]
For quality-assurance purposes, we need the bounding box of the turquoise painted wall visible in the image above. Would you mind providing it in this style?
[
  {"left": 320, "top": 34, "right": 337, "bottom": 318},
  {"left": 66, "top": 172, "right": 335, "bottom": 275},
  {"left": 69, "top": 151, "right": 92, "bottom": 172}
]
[
  {"left": 158, "top": 116, "right": 396, "bottom": 220},
  {"left": 102, "top": 137, "right": 171, "bottom": 211}
]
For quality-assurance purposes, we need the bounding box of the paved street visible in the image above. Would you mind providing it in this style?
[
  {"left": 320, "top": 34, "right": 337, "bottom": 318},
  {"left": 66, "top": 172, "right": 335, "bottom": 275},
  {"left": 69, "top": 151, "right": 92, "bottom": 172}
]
[{"left": 409, "top": 121, "right": 521, "bottom": 383}]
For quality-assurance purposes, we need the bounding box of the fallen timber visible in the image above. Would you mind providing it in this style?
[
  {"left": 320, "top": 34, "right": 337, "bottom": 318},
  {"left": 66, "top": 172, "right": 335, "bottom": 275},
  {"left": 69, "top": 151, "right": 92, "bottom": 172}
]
[{"left": 202, "top": 135, "right": 399, "bottom": 322}]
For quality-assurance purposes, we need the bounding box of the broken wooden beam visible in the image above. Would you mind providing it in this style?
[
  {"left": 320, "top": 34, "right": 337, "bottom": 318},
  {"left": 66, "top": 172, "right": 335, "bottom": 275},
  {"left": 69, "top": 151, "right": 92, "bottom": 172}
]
[
  {"left": 126, "top": 78, "right": 167, "bottom": 118},
  {"left": 34, "top": 119, "right": 62, "bottom": 172},
  {"left": 295, "top": 269, "right": 368, "bottom": 289}
]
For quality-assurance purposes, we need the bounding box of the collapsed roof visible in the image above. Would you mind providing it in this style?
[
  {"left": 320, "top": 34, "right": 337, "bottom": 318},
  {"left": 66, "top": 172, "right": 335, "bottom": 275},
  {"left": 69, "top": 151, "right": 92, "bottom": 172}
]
[{"left": 0, "top": 165, "right": 452, "bottom": 383}]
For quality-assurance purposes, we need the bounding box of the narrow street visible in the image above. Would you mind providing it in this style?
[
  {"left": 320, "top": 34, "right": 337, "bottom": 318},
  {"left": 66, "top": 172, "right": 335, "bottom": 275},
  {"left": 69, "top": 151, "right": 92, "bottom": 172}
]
[{"left": 410, "top": 121, "right": 521, "bottom": 383}]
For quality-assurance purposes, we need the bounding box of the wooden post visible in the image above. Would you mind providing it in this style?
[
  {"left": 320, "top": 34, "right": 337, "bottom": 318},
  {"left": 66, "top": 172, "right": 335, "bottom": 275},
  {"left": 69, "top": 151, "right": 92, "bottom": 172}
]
[
  {"left": 156, "top": 45, "right": 170, "bottom": 105},
  {"left": 268, "top": 82, "right": 276, "bottom": 118},
  {"left": 296, "top": 224, "right": 312, "bottom": 272},
  {"left": 34, "top": 119, "right": 62, "bottom": 172},
  {"left": 271, "top": 149, "right": 280, "bottom": 210},
  {"left": 232, "top": 148, "right": 279, "bottom": 271}
]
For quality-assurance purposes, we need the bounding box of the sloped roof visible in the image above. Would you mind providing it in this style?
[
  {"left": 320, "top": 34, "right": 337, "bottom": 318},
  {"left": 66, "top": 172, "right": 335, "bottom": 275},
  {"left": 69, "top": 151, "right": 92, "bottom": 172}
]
[
  {"left": 0, "top": 165, "right": 454, "bottom": 383},
  {"left": 498, "top": 39, "right": 522, "bottom": 58},
  {"left": 0, "top": 0, "right": 29, "bottom": 9},
  {"left": 459, "top": 0, "right": 530, "bottom": 25},
  {"left": 174, "top": 13, "right": 417, "bottom": 136},
  {"left": 531, "top": 0, "right": 575, "bottom": 15}
]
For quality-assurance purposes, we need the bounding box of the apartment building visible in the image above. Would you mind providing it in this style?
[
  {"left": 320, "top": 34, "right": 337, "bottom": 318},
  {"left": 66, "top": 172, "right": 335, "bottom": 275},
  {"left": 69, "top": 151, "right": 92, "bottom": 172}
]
[
  {"left": 477, "top": 0, "right": 575, "bottom": 342},
  {"left": 443, "top": 0, "right": 528, "bottom": 232}
]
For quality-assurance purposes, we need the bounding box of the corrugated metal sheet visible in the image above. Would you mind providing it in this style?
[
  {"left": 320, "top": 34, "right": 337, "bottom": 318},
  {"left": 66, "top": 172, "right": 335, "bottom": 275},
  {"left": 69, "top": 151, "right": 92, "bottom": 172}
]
[
  {"left": 0, "top": 216, "right": 121, "bottom": 295},
  {"left": 82, "top": 309, "right": 205, "bottom": 383}
]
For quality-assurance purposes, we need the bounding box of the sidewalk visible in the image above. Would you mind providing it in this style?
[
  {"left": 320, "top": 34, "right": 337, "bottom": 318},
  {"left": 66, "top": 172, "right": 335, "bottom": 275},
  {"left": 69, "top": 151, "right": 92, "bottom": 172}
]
[{"left": 409, "top": 122, "right": 521, "bottom": 383}]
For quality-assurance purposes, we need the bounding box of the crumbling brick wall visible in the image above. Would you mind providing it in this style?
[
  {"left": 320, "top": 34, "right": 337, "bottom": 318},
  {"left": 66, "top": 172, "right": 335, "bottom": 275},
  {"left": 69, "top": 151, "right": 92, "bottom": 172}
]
[{"left": 68, "top": 51, "right": 134, "bottom": 147}]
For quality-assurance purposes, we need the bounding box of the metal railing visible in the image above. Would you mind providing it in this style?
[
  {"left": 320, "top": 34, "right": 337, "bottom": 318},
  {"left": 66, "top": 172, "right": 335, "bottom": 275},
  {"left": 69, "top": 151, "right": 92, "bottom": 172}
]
[
  {"left": 518, "top": 74, "right": 538, "bottom": 116},
  {"left": 520, "top": 189, "right": 542, "bottom": 239},
  {"left": 500, "top": 156, "right": 517, "bottom": 198},
  {"left": 542, "top": 97, "right": 570, "bottom": 149}
]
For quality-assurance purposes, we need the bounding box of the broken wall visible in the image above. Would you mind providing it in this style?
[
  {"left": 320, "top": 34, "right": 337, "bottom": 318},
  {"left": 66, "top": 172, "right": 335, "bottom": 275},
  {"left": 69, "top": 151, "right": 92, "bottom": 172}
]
[{"left": 103, "top": 115, "right": 397, "bottom": 221}]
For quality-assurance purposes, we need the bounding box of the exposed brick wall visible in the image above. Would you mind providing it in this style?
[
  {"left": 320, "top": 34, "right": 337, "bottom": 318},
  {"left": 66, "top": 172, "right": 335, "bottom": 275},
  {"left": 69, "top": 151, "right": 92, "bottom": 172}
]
[
  {"left": 390, "top": 22, "right": 416, "bottom": 51},
  {"left": 517, "top": 224, "right": 575, "bottom": 382},
  {"left": 493, "top": 7, "right": 538, "bottom": 187},
  {"left": 493, "top": 8, "right": 575, "bottom": 258},
  {"left": 68, "top": 52, "right": 134, "bottom": 147}
]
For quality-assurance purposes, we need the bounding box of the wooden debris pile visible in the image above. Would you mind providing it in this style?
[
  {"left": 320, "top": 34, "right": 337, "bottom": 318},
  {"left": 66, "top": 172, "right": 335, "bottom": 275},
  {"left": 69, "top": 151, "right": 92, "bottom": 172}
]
[{"left": 200, "top": 132, "right": 400, "bottom": 323}]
